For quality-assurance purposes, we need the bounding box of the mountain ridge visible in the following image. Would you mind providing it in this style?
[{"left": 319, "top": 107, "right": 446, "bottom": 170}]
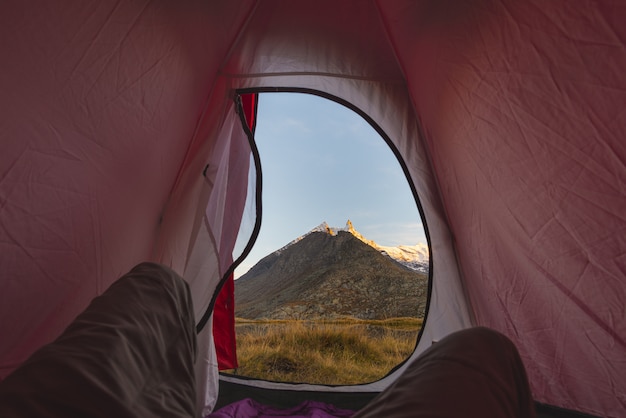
[
  {"left": 274, "top": 220, "right": 429, "bottom": 274},
  {"left": 235, "top": 223, "right": 428, "bottom": 320}
]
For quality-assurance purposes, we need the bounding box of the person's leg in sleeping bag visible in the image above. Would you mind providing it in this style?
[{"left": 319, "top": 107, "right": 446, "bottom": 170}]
[
  {"left": 353, "top": 327, "right": 536, "bottom": 418},
  {"left": 0, "top": 263, "right": 197, "bottom": 418}
]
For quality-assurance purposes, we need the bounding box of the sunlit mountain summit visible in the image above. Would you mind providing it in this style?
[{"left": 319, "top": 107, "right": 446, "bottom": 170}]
[{"left": 277, "top": 220, "right": 429, "bottom": 274}]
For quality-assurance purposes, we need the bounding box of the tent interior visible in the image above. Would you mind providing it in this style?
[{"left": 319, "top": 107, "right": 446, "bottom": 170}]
[{"left": 1, "top": 1, "right": 624, "bottom": 417}]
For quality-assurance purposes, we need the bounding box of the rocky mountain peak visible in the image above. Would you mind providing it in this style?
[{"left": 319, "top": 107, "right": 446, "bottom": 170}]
[
  {"left": 276, "top": 220, "right": 429, "bottom": 273},
  {"left": 235, "top": 226, "right": 428, "bottom": 320}
]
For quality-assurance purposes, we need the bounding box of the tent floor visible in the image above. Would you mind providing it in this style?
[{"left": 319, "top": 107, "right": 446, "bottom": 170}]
[{"left": 216, "top": 380, "right": 599, "bottom": 417}]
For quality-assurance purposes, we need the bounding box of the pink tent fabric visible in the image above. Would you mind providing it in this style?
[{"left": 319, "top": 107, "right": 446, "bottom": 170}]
[{"left": 1, "top": 1, "right": 624, "bottom": 416}]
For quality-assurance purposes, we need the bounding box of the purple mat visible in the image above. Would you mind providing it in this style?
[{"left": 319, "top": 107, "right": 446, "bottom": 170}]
[{"left": 206, "top": 398, "right": 356, "bottom": 418}]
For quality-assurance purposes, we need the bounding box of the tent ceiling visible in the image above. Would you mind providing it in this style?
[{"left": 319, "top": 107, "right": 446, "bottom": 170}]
[{"left": 1, "top": 1, "right": 624, "bottom": 416}]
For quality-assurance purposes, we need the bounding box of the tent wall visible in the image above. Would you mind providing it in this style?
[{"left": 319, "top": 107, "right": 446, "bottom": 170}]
[
  {"left": 0, "top": 0, "right": 250, "bottom": 378},
  {"left": 379, "top": 1, "right": 626, "bottom": 415},
  {"left": 1, "top": 1, "right": 624, "bottom": 417}
]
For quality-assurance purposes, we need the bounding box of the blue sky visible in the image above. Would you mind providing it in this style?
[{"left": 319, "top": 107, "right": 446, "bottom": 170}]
[{"left": 234, "top": 92, "right": 426, "bottom": 277}]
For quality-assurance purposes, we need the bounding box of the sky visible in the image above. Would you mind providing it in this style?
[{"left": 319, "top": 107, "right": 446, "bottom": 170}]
[{"left": 233, "top": 92, "right": 426, "bottom": 277}]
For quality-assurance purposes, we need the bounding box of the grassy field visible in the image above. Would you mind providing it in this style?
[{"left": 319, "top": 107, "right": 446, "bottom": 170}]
[{"left": 222, "top": 317, "right": 422, "bottom": 384}]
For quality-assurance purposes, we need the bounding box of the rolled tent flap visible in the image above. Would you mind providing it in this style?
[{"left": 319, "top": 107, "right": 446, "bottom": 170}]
[
  {"left": 213, "top": 274, "right": 237, "bottom": 371},
  {"left": 212, "top": 92, "right": 259, "bottom": 371},
  {"left": 241, "top": 93, "right": 259, "bottom": 135},
  {"left": 176, "top": 89, "right": 256, "bottom": 413}
]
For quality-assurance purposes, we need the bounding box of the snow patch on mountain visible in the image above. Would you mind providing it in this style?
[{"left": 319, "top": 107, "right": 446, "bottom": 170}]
[
  {"left": 376, "top": 243, "right": 429, "bottom": 274},
  {"left": 278, "top": 220, "right": 429, "bottom": 273}
]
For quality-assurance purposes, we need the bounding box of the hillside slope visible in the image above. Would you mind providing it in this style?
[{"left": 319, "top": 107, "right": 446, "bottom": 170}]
[{"left": 235, "top": 231, "right": 428, "bottom": 320}]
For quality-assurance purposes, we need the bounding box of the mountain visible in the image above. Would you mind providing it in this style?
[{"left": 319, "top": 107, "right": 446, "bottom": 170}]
[
  {"left": 276, "top": 220, "right": 429, "bottom": 273},
  {"left": 343, "top": 220, "right": 429, "bottom": 273},
  {"left": 235, "top": 222, "right": 429, "bottom": 320}
]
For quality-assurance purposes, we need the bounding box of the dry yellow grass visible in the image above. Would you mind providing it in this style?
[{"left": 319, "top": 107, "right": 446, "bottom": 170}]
[{"left": 223, "top": 318, "right": 422, "bottom": 384}]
